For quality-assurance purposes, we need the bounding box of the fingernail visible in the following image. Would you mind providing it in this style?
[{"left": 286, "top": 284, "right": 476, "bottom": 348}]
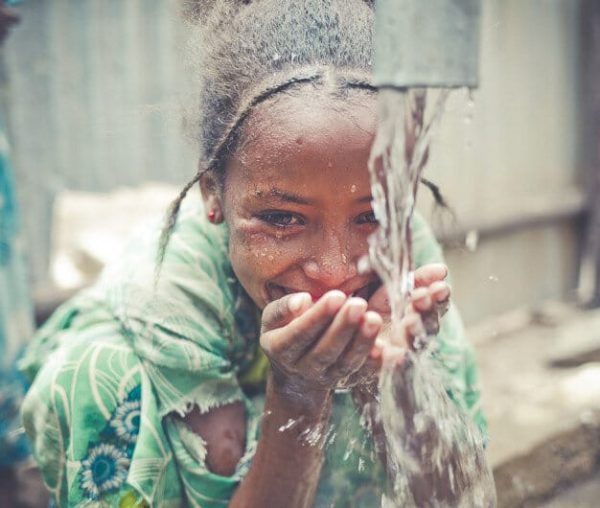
[
  {"left": 430, "top": 280, "right": 448, "bottom": 294},
  {"left": 363, "top": 311, "right": 382, "bottom": 335},
  {"left": 432, "top": 263, "right": 448, "bottom": 277},
  {"left": 357, "top": 255, "right": 371, "bottom": 274},
  {"left": 289, "top": 293, "right": 309, "bottom": 313},
  {"left": 414, "top": 294, "right": 432, "bottom": 310},
  {"left": 326, "top": 290, "right": 346, "bottom": 312},
  {"left": 347, "top": 298, "right": 367, "bottom": 323},
  {"left": 411, "top": 287, "right": 428, "bottom": 300}
]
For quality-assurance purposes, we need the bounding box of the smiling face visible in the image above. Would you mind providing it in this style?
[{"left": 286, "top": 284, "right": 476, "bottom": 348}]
[{"left": 206, "top": 89, "right": 379, "bottom": 310}]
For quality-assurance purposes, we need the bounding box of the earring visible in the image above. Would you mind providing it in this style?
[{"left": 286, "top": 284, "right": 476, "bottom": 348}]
[{"left": 208, "top": 210, "right": 217, "bottom": 223}]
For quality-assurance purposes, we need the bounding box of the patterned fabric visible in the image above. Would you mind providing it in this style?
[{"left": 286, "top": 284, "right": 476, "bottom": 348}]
[
  {"left": 20, "top": 199, "right": 486, "bottom": 507},
  {"left": 0, "top": 122, "right": 34, "bottom": 467}
]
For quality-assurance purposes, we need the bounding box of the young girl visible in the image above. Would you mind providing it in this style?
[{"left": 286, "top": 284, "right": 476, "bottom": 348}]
[{"left": 20, "top": 1, "right": 485, "bottom": 506}]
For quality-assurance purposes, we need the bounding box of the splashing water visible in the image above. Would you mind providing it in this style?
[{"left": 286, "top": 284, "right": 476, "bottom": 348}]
[{"left": 367, "top": 89, "right": 496, "bottom": 507}]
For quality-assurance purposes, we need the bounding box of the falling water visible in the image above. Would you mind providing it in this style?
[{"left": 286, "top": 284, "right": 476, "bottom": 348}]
[{"left": 367, "top": 88, "right": 496, "bottom": 507}]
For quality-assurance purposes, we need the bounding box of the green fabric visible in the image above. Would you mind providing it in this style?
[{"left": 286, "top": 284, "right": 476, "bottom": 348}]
[{"left": 20, "top": 200, "right": 485, "bottom": 507}]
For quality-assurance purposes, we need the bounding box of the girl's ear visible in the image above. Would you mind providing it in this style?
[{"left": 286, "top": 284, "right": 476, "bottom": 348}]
[{"left": 200, "top": 171, "right": 224, "bottom": 224}]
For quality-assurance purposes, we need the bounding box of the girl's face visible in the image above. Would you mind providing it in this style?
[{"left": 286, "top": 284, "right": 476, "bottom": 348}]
[{"left": 217, "top": 91, "right": 380, "bottom": 310}]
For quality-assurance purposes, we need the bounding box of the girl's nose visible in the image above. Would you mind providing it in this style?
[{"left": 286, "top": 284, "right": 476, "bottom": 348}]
[{"left": 302, "top": 234, "right": 358, "bottom": 289}]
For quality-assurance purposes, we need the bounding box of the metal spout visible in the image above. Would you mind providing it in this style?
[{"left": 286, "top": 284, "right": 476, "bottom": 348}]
[{"left": 373, "top": 0, "right": 482, "bottom": 89}]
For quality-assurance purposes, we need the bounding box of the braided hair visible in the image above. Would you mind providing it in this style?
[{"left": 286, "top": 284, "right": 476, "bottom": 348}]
[{"left": 158, "top": 0, "right": 377, "bottom": 266}]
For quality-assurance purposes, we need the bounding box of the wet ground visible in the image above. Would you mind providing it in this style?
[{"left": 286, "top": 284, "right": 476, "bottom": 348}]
[
  {"left": 541, "top": 471, "right": 600, "bottom": 507},
  {"left": 474, "top": 304, "right": 600, "bottom": 507}
]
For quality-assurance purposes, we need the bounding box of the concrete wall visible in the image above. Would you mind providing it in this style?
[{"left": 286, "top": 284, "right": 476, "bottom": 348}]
[
  {"left": 2, "top": 0, "right": 589, "bottom": 324},
  {"left": 418, "top": 0, "right": 586, "bottom": 324},
  {"left": 2, "top": 0, "right": 196, "bottom": 287}
]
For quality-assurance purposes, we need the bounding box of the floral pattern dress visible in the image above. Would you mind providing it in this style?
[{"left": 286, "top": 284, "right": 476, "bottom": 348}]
[{"left": 20, "top": 199, "right": 486, "bottom": 507}]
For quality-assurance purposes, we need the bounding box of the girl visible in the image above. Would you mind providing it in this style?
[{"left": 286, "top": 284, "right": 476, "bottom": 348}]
[{"left": 21, "top": 1, "right": 485, "bottom": 506}]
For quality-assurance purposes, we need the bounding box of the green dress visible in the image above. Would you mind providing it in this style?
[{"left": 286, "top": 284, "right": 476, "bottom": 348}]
[{"left": 20, "top": 200, "right": 486, "bottom": 507}]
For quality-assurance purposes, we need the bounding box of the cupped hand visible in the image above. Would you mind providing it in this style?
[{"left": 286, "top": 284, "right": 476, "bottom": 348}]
[
  {"left": 260, "top": 290, "right": 383, "bottom": 400},
  {"left": 368, "top": 262, "right": 450, "bottom": 332},
  {"left": 346, "top": 263, "right": 452, "bottom": 388}
]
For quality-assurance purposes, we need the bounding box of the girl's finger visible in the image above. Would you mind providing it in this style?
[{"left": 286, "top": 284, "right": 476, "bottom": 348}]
[
  {"left": 410, "top": 287, "right": 432, "bottom": 313},
  {"left": 429, "top": 280, "right": 451, "bottom": 318},
  {"left": 261, "top": 292, "right": 313, "bottom": 333},
  {"left": 429, "top": 280, "right": 450, "bottom": 303},
  {"left": 421, "top": 309, "right": 440, "bottom": 336},
  {"left": 404, "top": 311, "right": 427, "bottom": 351},
  {"left": 327, "top": 310, "right": 382, "bottom": 378},
  {"left": 414, "top": 263, "right": 448, "bottom": 288},
  {"left": 262, "top": 290, "right": 346, "bottom": 362},
  {"left": 410, "top": 288, "right": 440, "bottom": 336},
  {"left": 305, "top": 297, "right": 369, "bottom": 369}
]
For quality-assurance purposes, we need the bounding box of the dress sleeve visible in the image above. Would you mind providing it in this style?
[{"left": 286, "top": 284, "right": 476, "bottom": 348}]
[{"left": 411, "top": 213, "right": 488, "bottom": 439}]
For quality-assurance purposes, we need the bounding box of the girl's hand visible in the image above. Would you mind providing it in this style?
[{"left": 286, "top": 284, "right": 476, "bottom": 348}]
[
  {"left": 368, "top": 262, "right": 450, "bottom": 334},
  {"left": 347, "top": 263, "right": 451, "bottom": 389},
  {"left": 260, "top": 291, "right": 383, "bottom": 405}
]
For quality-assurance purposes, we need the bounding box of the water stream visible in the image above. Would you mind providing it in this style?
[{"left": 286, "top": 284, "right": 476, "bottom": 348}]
[{"left": 367, "top": 88, "right": 497, "bottom": 507}]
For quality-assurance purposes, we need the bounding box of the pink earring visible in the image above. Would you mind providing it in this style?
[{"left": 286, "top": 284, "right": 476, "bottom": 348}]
[{"left": 208, "top": 210, "right": 217, "bottom": 223}]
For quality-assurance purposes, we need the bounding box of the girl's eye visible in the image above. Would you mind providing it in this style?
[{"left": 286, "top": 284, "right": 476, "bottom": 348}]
[
  {"left": 258, "top": 211, "right": 304, "bottom": 227},
  {"left": 357, "top": 211, "right": 378, "bottom": 225}
]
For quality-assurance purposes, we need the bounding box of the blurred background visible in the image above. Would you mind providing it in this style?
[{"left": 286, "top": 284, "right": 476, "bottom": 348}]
[{"left": 2, "top": 0, "right": 600, "bottom": 506}]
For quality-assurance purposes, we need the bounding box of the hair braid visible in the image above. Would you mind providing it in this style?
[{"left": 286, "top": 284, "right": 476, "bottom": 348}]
[{"left": 155, "top": 171, "right": 202, "bottom": 281}]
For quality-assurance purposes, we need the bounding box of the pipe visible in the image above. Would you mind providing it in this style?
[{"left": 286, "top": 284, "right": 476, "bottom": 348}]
[{"left": 373, "top": 0, "right": 482, "bottom": 89}]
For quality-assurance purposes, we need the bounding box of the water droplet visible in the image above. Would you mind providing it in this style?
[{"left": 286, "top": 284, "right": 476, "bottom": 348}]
[
  {"left": 300, "top": 424, "right": 323, "bottom": 447},
  {"left": 358, "top": 457, "right": 365, "bottom": 472},
  {"left": 326, "top": 431, "right": 337, "bottom": 448},
  {"left": 488, "top": 274, "right": 499, "bottom": 282},
  {"left": 343, "top": 438, "right": 357, "bottom": 461},
  {"left": 350, "top": 184, "right": 357, "bottom": 193},
  {"left": 464, "top": 87, "right": 476, "bottom": 150},
  {"left": 320, "top": 424, "right": 337, "bottom": 450},
  {"left": 341, "top": 253, "right": 347, "bottom": 264},
  {"left": 278, "top": 418, "right": 298, "bottom": 432},
  {"left": 465, "top": 230, "right": 479, "bottom": 252},
  {"left": 357, "top": 255, "right": 371, "bottom": 274}
]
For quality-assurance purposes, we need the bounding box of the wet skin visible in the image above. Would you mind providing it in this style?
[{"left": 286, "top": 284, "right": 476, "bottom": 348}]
[
  {"left": 222, "top": 92, "right": 380, "bottom": 310},
  {"left": 196, "top": 91, "right": 451, "bottom": 492},
  {"left": 214, "top": 92, "right": 387, "bottom": 393}
]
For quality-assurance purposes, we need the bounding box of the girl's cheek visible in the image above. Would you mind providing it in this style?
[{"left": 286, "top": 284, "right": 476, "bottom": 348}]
[{"left": 229, "top": 224, "right": 299, "bottom": 273}]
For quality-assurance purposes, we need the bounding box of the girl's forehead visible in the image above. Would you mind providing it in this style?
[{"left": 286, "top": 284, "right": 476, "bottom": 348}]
[
  {"left": 238, "top": 91, "right": 377, "bottom": 162},
  {"left": 223, "top": 92, "right": 377, "bottom": 195}
]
